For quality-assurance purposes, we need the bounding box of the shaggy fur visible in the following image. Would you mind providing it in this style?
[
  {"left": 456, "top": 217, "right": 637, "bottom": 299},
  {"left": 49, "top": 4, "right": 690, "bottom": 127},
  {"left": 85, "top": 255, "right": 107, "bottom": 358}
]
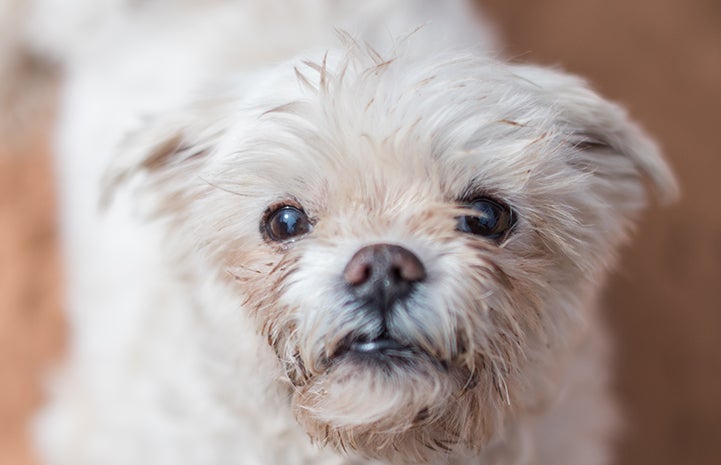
[{"left": 27, "top": 1, "right": 676, "bottom": 465}]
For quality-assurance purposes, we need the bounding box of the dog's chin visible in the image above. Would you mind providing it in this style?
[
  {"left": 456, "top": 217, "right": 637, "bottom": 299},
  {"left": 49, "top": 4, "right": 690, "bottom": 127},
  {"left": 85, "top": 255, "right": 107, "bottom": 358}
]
[{"left": 289, "top": 340, "right": 488, "bottom": 464}]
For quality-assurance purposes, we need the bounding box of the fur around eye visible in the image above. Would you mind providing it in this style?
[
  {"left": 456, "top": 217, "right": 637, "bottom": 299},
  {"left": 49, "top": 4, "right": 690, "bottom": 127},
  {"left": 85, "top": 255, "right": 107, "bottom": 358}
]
[
  {"left": 456, "top": 198, "right": 515, "bottom": 241},
  {"left": 264, "top": 205, "right": 312, "bottom": 241}
]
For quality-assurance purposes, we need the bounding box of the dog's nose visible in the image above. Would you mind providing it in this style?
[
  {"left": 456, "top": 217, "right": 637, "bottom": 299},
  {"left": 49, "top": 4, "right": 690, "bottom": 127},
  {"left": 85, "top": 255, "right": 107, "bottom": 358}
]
[{"left": 343, "top": 243, "right": 426, "bottom": 307}]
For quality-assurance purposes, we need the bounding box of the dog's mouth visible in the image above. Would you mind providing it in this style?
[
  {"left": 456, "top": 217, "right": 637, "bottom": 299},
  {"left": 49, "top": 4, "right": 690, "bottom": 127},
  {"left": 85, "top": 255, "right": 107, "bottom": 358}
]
[
  {"left": 350, "top": 336, "right": 410, "bottom": 354},
  {"left": 333, "top": 332, "right": 420, "bottom": 362}
]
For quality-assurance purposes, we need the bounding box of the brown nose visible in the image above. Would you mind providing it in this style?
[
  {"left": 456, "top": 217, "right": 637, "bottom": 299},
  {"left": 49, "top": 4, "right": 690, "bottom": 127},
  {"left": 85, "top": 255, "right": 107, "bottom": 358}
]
[{"left": 343, "top": 244, "right": 426, "bottom": 307}]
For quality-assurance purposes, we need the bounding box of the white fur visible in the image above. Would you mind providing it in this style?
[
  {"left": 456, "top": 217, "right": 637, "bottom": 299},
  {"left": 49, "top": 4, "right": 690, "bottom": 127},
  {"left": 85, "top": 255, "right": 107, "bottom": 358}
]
[{"left": 29, "top": 1, "right": 677, "bottom": 465}]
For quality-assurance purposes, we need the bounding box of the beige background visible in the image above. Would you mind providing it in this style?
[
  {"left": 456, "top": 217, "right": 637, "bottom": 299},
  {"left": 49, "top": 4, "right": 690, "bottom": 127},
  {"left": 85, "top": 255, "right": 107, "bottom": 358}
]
[{"left": 1, "top": 1, "right": 719, "bottom": 464}]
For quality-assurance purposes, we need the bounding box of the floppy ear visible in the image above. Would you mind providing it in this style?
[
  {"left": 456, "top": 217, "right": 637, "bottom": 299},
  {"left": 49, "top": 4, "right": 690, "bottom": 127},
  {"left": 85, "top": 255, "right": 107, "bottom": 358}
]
[
  {"left": 511, "top": 64, "right": 679, "bottom": 206},
  {"left": 102, "top": 105, "right": 228, "bottom": 213}
]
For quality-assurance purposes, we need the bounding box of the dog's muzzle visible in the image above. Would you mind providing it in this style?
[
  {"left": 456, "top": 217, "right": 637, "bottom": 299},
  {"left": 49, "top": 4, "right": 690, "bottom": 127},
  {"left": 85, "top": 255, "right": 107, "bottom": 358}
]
[{"left": 340, "top": 243, "right": 426, "bottom": 356}]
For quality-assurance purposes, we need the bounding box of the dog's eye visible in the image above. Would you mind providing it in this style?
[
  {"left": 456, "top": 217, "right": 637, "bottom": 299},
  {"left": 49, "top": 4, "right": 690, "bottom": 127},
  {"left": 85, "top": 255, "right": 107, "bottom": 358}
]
[
  {"left": 456, "top": 198, "right": 515, "bottom": 241},
  {"left": 265, "top": 206, "right": 312, "bottom": 241}
]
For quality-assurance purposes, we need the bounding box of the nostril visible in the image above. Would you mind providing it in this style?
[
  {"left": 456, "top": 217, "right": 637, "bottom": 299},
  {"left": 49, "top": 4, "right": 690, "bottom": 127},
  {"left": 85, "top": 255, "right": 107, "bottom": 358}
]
[
  {"left": 394, "top": 253, "right": 425, "bottom": 283},
  {"left": 344, "top": 260, "right": 373, "bottom": 286},
  {"left": 390, "top": 264, "right": 403, "bottom": 283}
]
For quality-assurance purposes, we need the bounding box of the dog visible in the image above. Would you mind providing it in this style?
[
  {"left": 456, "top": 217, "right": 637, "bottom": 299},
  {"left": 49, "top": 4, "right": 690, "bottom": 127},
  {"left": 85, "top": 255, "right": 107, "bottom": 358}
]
[{"left": 24, "top": 1, "right": 677, "bottom": 464}]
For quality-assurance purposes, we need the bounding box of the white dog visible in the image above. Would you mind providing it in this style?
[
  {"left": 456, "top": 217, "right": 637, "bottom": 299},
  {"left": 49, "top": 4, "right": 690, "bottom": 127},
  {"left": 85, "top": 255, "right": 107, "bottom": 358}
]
[{"left": 24, "top": 1, "right": 677, "bottom": 464}]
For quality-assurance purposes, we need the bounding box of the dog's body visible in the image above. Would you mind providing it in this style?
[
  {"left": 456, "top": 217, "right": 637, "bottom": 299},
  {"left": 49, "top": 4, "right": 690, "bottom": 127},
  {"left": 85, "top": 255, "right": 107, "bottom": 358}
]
[{"left": 28, "top": 1, "right": 676, "bottom": 464}]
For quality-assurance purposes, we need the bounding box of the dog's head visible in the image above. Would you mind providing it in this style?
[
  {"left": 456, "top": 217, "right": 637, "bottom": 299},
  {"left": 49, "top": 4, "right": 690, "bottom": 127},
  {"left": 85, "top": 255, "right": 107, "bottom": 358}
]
[{"left": 109, "top": 45, "right": 676, "bottom": 463}]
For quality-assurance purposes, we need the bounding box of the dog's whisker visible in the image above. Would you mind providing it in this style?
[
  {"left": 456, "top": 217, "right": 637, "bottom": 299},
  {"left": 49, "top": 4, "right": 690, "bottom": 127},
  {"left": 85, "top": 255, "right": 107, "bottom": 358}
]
[{"left": 198, "top": 176, "right": 253, "bottom": 197}]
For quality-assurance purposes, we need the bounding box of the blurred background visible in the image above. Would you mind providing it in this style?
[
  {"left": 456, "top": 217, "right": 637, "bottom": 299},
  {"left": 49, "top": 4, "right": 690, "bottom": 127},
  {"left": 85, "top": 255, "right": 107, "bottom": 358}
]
[{"left": 0, "top": 0, "right": 719, "bottom": 464}]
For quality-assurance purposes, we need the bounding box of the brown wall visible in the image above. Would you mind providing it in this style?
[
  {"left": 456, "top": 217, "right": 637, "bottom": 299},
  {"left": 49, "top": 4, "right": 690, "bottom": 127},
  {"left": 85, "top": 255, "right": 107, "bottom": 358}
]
[{"left": 0, "top": 1, "right": 719, "bottom": 464}]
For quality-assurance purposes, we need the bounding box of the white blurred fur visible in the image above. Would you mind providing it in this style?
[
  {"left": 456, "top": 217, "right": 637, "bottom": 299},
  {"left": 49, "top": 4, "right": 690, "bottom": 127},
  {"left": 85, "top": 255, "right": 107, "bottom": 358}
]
[{"left": 26, "top": 1, "right": 677, "bottom": 465}]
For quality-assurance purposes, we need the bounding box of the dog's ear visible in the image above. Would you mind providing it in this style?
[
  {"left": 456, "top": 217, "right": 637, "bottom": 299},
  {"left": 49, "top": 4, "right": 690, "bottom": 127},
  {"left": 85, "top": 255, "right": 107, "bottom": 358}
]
[
  {"left": 102, "top": 108, "right": 225, "bottom": 211},
  {"left": 511, "top": 64, "right": 679, "bottom": 206}
]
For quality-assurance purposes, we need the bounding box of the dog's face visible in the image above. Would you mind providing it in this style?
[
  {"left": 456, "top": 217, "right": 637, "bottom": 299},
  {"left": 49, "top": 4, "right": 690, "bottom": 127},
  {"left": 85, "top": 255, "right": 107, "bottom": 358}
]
[{"left": 112, "top": 47, "right": 676, "bottom": 463}]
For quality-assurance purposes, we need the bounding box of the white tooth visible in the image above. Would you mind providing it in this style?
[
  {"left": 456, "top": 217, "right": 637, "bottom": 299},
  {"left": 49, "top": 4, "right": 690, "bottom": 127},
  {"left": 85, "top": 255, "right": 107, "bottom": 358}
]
[{"left": 353, "top": 341, "right": 379, "bottom": 352}]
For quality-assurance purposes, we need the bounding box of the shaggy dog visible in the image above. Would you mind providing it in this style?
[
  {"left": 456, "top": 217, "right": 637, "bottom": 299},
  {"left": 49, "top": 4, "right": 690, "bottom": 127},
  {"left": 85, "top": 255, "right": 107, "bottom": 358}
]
[{"left": 24, "top": 1, "right": 676, "bottom": 464}]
